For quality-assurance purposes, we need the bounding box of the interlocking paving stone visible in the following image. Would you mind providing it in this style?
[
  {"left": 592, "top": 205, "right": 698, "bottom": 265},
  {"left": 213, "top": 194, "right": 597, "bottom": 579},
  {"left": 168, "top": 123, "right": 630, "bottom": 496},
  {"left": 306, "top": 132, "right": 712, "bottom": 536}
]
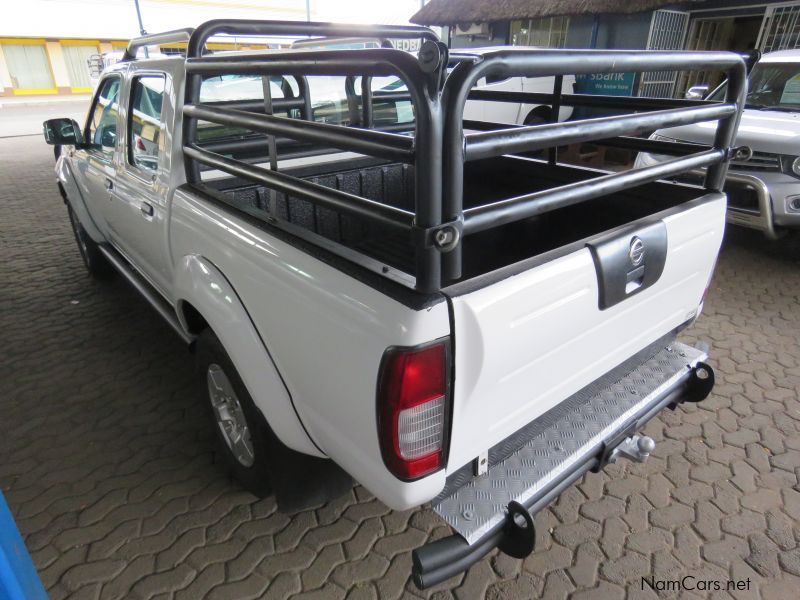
[{"left": 2, "top": 135, "right": 800, "bottom": 598}]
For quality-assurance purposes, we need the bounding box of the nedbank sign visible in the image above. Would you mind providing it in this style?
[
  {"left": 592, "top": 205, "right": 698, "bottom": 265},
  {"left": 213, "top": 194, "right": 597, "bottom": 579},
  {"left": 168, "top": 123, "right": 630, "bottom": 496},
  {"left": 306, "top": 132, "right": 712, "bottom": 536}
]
[{"left": 575, "top": 72, "right": 636, "bottom": 96}]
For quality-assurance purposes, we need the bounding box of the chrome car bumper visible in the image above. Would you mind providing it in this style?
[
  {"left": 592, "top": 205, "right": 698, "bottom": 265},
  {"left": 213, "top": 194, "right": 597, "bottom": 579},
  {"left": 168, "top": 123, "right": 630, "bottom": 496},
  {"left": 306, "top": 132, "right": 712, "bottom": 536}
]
[{"left": 723, "top": 172, "right": 780, "bottom": 240}]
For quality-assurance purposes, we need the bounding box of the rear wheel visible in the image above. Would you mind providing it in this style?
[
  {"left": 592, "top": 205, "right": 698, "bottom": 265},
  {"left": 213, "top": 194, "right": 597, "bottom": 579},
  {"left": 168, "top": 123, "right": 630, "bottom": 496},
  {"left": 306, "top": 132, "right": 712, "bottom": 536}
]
[
  {"left": 523, "top": 107, "right": 551, "bottom": 126},
  {"left": 67, "top": 206, "right": 114, "bottom": 280},
  {"left": 196, "top": 329, "right": 273, "bottom": 497},
  {"left": 521, "top": 108, "right": 552, "bottom": 159}
]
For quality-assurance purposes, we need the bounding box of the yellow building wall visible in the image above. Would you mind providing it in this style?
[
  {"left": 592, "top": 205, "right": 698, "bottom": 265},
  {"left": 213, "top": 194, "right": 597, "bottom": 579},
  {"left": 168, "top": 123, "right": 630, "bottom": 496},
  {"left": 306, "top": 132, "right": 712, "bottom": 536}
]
[{"left": 0, "top": 37, "right": 125, "bottom": 96}]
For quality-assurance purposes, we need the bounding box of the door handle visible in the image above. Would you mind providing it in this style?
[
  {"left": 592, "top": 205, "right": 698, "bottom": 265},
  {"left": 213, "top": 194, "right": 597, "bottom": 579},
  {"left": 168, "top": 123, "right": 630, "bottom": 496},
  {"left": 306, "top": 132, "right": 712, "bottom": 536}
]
[
  {"left": 140, "top": 202, "right": 154, "bottom": 217},
  {"left": 104, "top": 178, "right": 114, "bottom": 191}
]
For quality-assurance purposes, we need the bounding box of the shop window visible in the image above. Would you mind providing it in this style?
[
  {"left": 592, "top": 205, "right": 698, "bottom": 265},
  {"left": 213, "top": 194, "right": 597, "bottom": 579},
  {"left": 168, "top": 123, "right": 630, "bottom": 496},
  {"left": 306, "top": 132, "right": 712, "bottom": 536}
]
[
  {"left": 1, "top": 43, "right": 54, "bottom": 90},
  {"left": 63, "top": 44, "right": 99, "bottom": 90},
  {"left": 510, "top": 16, "right": 570, "bottom": 48}
]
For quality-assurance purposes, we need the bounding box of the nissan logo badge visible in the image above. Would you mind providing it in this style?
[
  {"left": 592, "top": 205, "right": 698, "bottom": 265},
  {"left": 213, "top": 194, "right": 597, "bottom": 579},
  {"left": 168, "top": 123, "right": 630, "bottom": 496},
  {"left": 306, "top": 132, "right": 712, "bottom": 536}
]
[{"left": 629, "top": 236, "right": 645, "bottom": 267}]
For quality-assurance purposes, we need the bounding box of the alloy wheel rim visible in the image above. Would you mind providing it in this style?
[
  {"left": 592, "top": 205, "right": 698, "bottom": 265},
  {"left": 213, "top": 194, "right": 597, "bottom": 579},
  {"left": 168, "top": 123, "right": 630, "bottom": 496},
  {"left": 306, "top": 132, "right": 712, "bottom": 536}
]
[{"left": 207, "top": 363, "right": 255, "bottom": 467}]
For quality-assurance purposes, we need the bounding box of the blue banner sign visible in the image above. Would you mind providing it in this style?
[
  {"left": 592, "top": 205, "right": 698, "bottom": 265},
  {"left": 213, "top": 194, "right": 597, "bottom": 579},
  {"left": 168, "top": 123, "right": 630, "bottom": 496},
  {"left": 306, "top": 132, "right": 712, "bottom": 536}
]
[{"left": 574, "top": 72, "right": 636, "bottom": 96}]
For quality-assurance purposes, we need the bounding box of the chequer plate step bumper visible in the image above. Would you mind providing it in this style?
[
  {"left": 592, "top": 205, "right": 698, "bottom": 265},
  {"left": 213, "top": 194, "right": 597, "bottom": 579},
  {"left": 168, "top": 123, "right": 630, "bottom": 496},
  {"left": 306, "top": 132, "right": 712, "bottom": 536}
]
[
  {"left": 433, "top": 341, "right": 706, "bottom": 544},
  {"left": 412, "top": 340, "right": 713, "bottom": 589}
]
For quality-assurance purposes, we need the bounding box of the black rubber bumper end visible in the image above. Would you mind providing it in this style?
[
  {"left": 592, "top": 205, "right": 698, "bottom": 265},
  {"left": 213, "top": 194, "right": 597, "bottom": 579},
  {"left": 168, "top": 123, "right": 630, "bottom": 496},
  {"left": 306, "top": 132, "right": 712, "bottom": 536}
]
[{"left": 686, "top": 361, "right": 715, "bottom": 403}]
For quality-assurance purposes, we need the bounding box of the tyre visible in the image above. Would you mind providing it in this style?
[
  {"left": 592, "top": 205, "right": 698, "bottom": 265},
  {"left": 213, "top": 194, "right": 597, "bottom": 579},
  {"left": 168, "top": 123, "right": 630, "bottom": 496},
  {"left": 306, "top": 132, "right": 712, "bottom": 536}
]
[
  {"left": 521, "top": 109, "right": 551, "bottom": 159},
  {"left": 67, "top": 205, "right": 114, "bottom": 280},
  {"left": 523, "top": 107, "right": 551, "bottom": 126},
  {"left": 196, "top": 328, "right": 273, "bottom": 497}
]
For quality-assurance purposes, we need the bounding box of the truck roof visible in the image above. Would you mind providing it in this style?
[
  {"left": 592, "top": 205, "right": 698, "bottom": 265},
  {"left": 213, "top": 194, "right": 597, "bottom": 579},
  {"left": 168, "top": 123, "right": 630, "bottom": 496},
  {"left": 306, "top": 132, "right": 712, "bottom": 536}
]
[{"left": 760, "top": 49, "right": 800, "bottom": 63}]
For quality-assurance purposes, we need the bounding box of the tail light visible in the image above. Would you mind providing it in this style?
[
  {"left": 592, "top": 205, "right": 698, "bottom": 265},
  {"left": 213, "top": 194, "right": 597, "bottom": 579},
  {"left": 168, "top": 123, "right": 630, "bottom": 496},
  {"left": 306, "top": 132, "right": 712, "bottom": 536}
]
[{"left": 377, "top": 339, "right": 450, "bottom": 481}]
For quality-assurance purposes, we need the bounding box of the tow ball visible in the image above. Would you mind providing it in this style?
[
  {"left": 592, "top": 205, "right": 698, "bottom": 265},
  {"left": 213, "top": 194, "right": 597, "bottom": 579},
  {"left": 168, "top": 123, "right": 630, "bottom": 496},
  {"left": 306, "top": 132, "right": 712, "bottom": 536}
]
[{"left": 607, "top": 435, "right": 656, "bottom": 465}]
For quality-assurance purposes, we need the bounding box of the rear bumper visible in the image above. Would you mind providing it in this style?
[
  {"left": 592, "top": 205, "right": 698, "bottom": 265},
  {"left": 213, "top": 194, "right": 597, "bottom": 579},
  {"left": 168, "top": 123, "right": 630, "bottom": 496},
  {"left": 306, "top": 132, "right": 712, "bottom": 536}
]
[{"left": 412, "top": 340, "right": 714, "bottom": 589}]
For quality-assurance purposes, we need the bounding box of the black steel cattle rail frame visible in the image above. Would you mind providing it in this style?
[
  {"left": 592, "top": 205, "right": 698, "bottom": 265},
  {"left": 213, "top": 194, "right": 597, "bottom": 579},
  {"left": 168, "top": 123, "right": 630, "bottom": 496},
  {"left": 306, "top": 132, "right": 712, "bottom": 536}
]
[
  {"left": 180, "top": 19, "right": 446, "bottom": 291},
  {"left": 171, "top": 19, "right": 747, "bottom": 294},
  {"left": 441, "top": 48, "right": 747, "bottom": 281}
]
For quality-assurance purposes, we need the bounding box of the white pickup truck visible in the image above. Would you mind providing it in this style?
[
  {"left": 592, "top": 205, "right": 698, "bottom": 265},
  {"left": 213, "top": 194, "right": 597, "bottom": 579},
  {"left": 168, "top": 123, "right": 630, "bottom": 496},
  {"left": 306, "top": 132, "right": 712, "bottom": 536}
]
[{"left": 42, "top": 19, "right": 745, "bottom": 587}]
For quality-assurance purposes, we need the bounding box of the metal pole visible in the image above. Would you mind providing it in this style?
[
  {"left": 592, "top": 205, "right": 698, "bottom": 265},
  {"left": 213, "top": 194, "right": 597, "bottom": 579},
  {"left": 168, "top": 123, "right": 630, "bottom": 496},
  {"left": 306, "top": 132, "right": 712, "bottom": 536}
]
[
  {"left": 305, "top": 0, "right": 311, "bottom": 22},
  {"left": 133, "top": 0, "right": 149, "bottom": 57}
]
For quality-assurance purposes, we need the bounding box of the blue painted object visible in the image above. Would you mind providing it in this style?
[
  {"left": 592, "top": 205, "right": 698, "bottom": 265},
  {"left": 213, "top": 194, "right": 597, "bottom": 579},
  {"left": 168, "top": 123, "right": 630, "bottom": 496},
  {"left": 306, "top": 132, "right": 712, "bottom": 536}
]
[{"left": 0, "top": 492, "right": 47, "bottom": 600}]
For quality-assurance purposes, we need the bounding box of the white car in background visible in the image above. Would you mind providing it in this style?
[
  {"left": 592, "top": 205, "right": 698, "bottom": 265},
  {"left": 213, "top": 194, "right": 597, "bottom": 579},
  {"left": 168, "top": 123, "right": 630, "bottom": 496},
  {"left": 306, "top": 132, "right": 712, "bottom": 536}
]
[
  {"left": 636, "top": 50, "right": 800, "bottom": 238},
  {"left": 289, "top": 38, "right": 575, "bottom": 126}
]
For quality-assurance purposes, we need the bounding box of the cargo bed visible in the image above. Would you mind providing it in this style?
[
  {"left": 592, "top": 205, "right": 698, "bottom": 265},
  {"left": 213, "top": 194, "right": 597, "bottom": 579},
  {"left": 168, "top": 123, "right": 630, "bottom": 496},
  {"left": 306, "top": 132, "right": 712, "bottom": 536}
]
[{"left": 207, "top": 155, "right": 700, "bottom": 284}]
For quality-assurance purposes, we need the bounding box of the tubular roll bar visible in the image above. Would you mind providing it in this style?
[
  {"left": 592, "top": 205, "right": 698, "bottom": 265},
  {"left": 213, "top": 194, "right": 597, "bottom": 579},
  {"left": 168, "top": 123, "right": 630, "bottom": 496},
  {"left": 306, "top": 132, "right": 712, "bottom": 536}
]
[
  {"left": 468, "top": 89, "right": 718, "bottom": 111},
  {"left": 464, "top": 104, "right": 735, "bottom": 161},
  {"left": 185, "top": 144, "right": 415, "bottom": 230},
  {"left": 175, "top": 20, "right": 745, "bottom": 293},
  {"left": 462, "top": 149, "right": 726, "bottom": 235},
  {"left": 441, "top": 48, "right": 747, "bottom": 281},
  {"left": 123, "top": 28, "right": 195, "bottom": 61},
  {"left": 181, "top": 20, "right": 444, "bottom": 291},
  {"left": 185, "top": 19, "right": 439, "bottom": 58},
  {"left": 184, "top": 103, "right": 414, "bottom": 162}
]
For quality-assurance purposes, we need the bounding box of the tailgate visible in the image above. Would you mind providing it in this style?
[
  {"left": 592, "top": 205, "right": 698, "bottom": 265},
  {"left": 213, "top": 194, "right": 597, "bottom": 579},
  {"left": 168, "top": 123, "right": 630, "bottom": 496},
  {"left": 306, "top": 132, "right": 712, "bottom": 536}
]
[{"left": 443, "top": 195, "right": 724, "bottom": 471}]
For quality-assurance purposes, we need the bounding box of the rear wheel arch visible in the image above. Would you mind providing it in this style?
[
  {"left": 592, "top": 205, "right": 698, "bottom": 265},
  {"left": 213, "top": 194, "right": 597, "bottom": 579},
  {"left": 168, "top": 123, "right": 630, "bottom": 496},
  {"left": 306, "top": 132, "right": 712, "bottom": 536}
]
[
  {"left": 172, "top": 255, "right": 324, "bottom": 458},
  {"left": 177, "top": 299, "right": 209, "bottom": 337},
  {"left": 523, "top": 105, "right": 552, "bottom": 125}
]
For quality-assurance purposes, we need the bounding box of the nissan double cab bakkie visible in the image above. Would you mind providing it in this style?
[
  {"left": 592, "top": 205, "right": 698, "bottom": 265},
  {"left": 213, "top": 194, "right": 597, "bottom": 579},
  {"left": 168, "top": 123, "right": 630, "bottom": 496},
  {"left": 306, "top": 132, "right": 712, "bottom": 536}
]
[{"left": 43, "top": 19, "right": 746, "bottom": 588}]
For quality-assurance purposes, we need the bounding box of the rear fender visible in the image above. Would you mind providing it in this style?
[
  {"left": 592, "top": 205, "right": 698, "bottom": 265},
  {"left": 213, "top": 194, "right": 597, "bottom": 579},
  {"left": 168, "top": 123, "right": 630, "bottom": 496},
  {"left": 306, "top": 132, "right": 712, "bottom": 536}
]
[{"left": 174, "top": 254, "right": 323, "bottom": 457}]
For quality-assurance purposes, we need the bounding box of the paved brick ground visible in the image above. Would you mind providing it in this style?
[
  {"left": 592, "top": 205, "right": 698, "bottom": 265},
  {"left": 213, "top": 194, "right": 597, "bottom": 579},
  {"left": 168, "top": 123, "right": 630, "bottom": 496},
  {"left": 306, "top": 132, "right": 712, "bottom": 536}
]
[{"left": 2, "top": 135, "right": 800, "bottom": 599}]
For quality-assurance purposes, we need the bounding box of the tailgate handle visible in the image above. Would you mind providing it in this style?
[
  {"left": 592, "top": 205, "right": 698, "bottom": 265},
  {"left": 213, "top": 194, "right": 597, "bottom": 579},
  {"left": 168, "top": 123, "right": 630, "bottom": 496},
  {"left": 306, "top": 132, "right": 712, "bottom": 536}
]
[{"left": 587, "top": 221, "right": 667, "bottom": 310}]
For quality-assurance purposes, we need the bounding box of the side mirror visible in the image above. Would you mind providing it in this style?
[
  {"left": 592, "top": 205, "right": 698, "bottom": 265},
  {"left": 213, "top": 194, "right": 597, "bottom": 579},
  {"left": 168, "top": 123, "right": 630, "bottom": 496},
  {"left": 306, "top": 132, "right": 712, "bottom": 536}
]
[
  {"left": 43, "top": 118, "right": 84, "bottom": 146},
  {"left": 685, "top": 85, "right": 709, "bottom": 100},
  {"left": 100, "top": 126, "right": 117, "bottom": 148}
]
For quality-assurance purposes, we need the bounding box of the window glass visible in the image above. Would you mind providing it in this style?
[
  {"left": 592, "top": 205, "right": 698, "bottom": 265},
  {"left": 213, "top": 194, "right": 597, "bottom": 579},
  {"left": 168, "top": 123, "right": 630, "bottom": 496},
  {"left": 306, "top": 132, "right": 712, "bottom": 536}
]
[
  {"left": 200, "top": 74, "right": 293, "bottom": 102},
  {"left": 197, "top": 75, "right": 293, "bottom": 144},
  {"left": 129, "top": 75, "right": 166, "bottom": 171},
  {"left": 196, "top": 74, "right": 414, "bottom": 147},
  {"left": 511, "top": 17, "right": 569, "bottom": 48},
  {"left": 1, "top": 44, "right": 55, "bottom": 89},
  {"left": 354, "top": 76, "right": 415, "bottom": 126},
  {"left": 87, "top": 77, "right": 121, "bottom": 155},
  {"left": 748, "top": 63, "right": 800, "bottom": 110},
  {"left": 62, "top": 44, "right": 98, "bottom": 90},
  {"left": 511, "top": 20, "right": 529, "bottom": 46},
  {"left": 709, "top": 63, "right": 800, "bottom": 110}
]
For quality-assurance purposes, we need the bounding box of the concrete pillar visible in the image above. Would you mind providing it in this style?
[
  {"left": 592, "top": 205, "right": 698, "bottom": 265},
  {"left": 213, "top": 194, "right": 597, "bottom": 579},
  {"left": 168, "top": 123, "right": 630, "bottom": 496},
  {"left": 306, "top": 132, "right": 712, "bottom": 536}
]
[{"left": 45, "top": 41, "right": 71, "bottom": 93}]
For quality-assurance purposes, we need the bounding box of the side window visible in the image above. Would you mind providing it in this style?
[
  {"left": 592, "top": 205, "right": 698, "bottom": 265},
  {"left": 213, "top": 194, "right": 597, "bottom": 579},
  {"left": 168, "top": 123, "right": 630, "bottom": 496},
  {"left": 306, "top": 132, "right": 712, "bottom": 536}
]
[
  {"left": 129, "top": 75, "right": 166, "bottom": 172},
  {"left": 87, "top": 77, "right": 121, "bottom": 155},
  {"left": 197, "top": 75, "right": 293, "bottom": 145}
]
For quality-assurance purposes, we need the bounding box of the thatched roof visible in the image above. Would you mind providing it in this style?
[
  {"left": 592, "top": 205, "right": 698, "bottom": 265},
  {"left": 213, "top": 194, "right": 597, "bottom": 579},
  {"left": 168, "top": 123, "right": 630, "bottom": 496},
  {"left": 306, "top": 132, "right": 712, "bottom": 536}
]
[{"left": 411, "top": 0, "right": 682, "bottom": 26}]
